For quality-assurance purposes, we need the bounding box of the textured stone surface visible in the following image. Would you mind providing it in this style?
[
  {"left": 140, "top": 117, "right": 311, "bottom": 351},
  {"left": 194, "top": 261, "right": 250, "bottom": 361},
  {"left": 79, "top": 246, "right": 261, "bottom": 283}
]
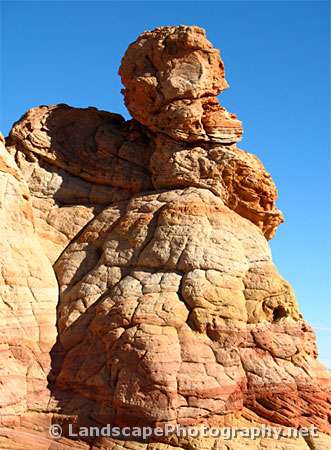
[
  {"left": 0, "top": 134, "right": 58, "bottom": 415},
  {"left": 1, "top": 24, "right": 330, "bottom": 450},
  {"left": 0, "top": 414, "right": 330, "bottom": 449},
  {"left": 119, "top": 26, "right": 242, "bottom": 143},
  {"left": 52, "top": 188, "right": 330, "bottom": 433},
  {"left": 6, "top": 104, "right": 153, "bottom": 262},
  {"left": 150, "top": 135, "right": 283, "bottom": 239},
  {"left": 8, "top": 104, "right": 153, "bottom": 191}
]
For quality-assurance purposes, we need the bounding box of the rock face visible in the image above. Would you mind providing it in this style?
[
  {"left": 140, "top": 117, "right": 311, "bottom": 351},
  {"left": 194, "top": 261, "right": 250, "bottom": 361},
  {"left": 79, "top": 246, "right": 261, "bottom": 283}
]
[
  {"left": 119, "top": 26, "right": 242, "bottom": 143},
  {"left": 150, "top": 136, "right": 283, "bottom": 240},
  {"left": 53, "top": 187, "right": 329, "bottom": 433},
  {"left": 1, "top": 26, "right": 330, "bottom": 450},
  {"left": 0, "top": 133, "right": 58, "bottom": 415},
  {"left": 6, "top": 104, "right": 153, "bottom": 262}
]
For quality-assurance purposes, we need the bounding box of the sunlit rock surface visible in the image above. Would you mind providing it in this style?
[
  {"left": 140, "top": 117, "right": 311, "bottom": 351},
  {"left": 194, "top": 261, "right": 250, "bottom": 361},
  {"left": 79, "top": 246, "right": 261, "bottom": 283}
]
[{"left": 1, "top": 26, "right": 330, "bottom": 450}]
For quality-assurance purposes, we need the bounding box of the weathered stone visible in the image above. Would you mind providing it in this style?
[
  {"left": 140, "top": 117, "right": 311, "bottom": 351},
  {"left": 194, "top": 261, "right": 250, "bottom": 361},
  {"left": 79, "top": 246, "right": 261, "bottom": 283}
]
[
  {"left": 52, "top": 188, "right": 330, "bottom": 434},
  {"left": 150, "top": 135, "right": 283, "bottom": 239},
  {"left": 6, "top": 104, "right": 153, "bottom": 261},
  {"left": 0, "top": 135, "right": 58, "bottom": 415},
  {"left": 1, "top": 24, "right": 330, "bottom": 450},
  {"left": 120, "top": 26, "right": 242, "bottom": 143}
]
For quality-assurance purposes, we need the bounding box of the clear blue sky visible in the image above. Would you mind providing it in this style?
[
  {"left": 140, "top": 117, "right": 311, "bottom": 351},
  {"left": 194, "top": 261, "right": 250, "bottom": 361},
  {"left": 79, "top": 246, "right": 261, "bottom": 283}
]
[{"left": 1, "top": 1, "right": 330, "bottom": 366}]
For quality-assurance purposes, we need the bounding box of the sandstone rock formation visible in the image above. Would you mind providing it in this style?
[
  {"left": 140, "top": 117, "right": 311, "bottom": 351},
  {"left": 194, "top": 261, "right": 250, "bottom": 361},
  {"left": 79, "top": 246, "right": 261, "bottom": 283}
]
[
  {"left": 0, "top": 26, "right": 330, "bottom": 450},
  {"left": 6, "top": 104, "right": 153, "bottom": 262},
  {"left": 0, "top": 133, "right": 58, "bottom": 415},
  {"left": 119, "top": 26, "right": 242, "bottom": 143}
]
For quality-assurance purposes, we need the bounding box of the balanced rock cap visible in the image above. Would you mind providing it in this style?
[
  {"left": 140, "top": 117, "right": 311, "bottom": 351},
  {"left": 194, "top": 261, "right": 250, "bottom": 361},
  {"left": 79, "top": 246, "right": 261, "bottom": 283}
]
[{"left": 120, "top": 25, "right": 243, "bottom": 143}]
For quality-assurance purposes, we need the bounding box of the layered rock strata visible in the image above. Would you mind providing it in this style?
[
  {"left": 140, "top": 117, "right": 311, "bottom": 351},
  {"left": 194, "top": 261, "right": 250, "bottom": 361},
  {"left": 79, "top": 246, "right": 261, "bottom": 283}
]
[
  {"left": 119, "top": 26, "right": 242, "bottom": 143},
  {"left": 0, "top": 133, "right": 58, "bottom": 415},
  {"left": 6, "top": 104, "right": 153, "bottom": 262},
  {"left": 0, "top": 25, "right": 330, "bottom": 450}
]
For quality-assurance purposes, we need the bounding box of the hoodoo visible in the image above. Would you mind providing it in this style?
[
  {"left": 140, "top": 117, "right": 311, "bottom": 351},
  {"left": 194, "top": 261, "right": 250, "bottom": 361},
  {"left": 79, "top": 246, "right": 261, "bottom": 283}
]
[{"left": 1, "top": 26, "right": 330, "bottom": 450}]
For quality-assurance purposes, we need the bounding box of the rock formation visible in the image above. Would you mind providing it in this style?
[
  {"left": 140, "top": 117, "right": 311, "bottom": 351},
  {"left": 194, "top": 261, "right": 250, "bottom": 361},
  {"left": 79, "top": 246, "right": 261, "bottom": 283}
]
[
  {"left": 6, "top": 105, "right": 153, "bottom": 262},
  {"left": 0, "top": 133, "right": 58, "bottom": 416},
  {"left": 119, "top": 26, "right": 242, "bottom": 144},
  {"left": 0, "top": 25, "right": 330, "bottom": 450}
]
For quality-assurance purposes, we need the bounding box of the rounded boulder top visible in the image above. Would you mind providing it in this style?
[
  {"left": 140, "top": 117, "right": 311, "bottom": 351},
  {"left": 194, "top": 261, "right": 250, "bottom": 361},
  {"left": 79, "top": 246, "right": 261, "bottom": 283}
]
[{"left": 119, "top": 25, "right": 239, "bottom": 142}]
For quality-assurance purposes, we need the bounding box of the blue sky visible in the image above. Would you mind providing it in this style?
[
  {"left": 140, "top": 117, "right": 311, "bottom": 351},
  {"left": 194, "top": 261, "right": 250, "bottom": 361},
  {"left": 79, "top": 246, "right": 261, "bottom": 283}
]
[{"left": 1, "top": 1, "right": 330, "bottom": 366}]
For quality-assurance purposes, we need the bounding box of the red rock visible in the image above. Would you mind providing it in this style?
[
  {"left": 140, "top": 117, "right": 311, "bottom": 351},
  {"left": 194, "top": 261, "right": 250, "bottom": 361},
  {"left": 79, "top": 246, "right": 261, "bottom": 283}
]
[
  {"left": 1, "top": 25, "right": 330, "bottom": 450},
  {"left": 119, "top": 26, "right": 243, "bottom": 143},
  {"left": 0, "top": 134, "right": 58, "bottom": 416}
]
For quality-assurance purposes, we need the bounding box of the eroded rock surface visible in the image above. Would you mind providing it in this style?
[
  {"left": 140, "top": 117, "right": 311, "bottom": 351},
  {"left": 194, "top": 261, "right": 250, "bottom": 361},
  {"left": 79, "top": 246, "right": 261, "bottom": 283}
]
[
  {"left": 52, "top": 187, "right": 330, "bottom": 434},
  {"left": 0, "top": 134, "right": 58, "bottom": 415},
  {"left": 150, "top": 135, "right": 283, "bottom": 239},
  {"left": 119, "top": 26, "right": 242, "bottom": 143},
  {"left": 6, "top": 104, "right": 153, "bottom": 262},
  {"left": 1, "top": 25, "right": 330, "bottom": 450}
]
